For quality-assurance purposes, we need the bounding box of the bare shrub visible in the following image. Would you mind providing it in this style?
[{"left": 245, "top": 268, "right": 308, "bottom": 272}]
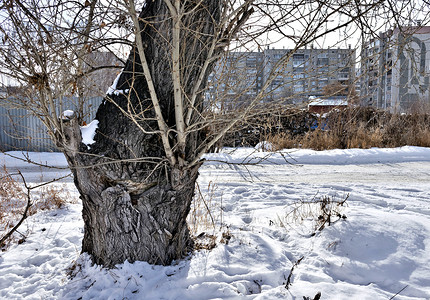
[
  {"left": 0, "top": 167, "right": 27, "bottom": 249},
  {"left": 0, "top": 166, "right": 74, "bottom": 250}
]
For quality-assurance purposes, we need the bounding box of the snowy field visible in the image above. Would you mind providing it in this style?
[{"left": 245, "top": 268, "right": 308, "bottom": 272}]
[{"left": 1, "top": 146, "right": 430, "bottom": 299}]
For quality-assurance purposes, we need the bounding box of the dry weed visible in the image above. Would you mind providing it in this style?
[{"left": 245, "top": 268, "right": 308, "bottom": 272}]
[
  {"left": 30, "top": 184, "right": 72, "bottom": 214},
  {"left": 1, "top": 166, "right": 74, "bottom": 250},
  {"left": 276, "top": 193, "right": 348, "bottom": 236},
  {"left": 188, "top": 181, "right": 228, "bottom": 250},
  {"left": 301, "top": 129, "right": 341, "bottom": 150},
  {"left": 413, "top": 127, "right": 430, "bottom": 147},
  {"left": 188, "top": 181, "right": 218, "bottom": 235},
  {"left": 265, "top": 108, "right": 430, "bottom": 150},
  {"left": 346, "top": 123, "right": 383, "bottom": 148},
  {"left": 0, "top": 167, "right": 27, "bottom": 249},
  {"left": 267, "top": 132, "right": 299, "bottom": 150}
]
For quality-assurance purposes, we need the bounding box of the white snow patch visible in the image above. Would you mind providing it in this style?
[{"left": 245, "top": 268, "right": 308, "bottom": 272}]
[
  {"left": 80, "top": 120, "right": 99, "bottom": 146},
  {"left": 106, "top": 71, "right": 128, "bottom": 96},
  {"left": 255, "top": 141, "right": 273, "bottom": 152},
  {"left": 61, "top": 110, "right": 75, "bottom": 120},
  {"left": 1, "top": 147, "right": 430, "bottom": 299},
  {"left": 203, "top": 146, "right": 430, "bottom": 165}
]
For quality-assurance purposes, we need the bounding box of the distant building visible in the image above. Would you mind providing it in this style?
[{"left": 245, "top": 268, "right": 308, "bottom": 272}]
[
  {"left": 263, "top": 47, "right": 355, "bottom": 101},
  {"left": 207, "top": 51, "right": 264, "bottom": 107},
  {"left": 354, "top": 68, "right": 361, "bottom": 98},
  {"left": 208, "top": 46, "right": 356, "bottom": 106},
  {"left": 361, "top": 26, "right": 430, "bottom": 113}
]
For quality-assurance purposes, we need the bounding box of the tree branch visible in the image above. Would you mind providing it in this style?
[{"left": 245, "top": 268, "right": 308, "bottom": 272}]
[
  {"left": 0, "top": 172, "right": 31, "bottom": 247},
  {"left": 126, "top": 0, "right": 177, "bottom": 166},
  {"left": 171, "top": 0, "right": 187, "bottom": 165}
]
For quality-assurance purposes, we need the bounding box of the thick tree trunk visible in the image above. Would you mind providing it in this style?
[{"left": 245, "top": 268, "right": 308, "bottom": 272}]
[
  {"left": 59, "top": 113, "right": 200, "bottom": 267},
  {"left": 56, "top": 1, "right": 221, "bottom": 267}
]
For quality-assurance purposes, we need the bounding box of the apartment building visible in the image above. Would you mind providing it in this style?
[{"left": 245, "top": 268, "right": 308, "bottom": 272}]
[
  {"left": 207, "top": 51, "right": 264, "bottom": 107},
  {"left": 264, "top": 47, "right": 355, "bottom": 101},
  {"left": 361, "top": 26, "right": 430, "bottom": 112},
  {"left": 208, "top": 47, "right": 356, "bottom": 106}
]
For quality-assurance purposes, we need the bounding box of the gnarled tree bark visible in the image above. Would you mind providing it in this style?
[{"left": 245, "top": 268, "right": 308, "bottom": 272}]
[{"left": 56, "top": 0, "right": 223, "bottom": 267}]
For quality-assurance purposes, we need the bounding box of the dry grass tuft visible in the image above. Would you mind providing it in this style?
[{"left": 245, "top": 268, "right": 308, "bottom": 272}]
[{"left": 30, "top": 184, "right": 71, "bottom": 214}]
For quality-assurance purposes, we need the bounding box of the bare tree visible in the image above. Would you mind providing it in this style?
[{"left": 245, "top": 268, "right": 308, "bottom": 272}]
[{"left": 1, "top": 0, "right": 429, "bottom": 267}]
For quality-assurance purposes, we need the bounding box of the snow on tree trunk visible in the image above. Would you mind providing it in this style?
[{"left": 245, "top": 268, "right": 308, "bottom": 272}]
[{"left": 56, "top": 1, "right": 221, "bottom": 267}]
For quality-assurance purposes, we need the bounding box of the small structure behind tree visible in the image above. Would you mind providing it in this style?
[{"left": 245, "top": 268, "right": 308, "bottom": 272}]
[{"left": 308, "top": 96, "right": 348, "bottom": 114}]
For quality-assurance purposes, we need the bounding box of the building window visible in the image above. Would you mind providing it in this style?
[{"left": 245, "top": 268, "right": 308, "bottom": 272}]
[{"left": 317, "top": 58, "right": 329, "bottom": 65}]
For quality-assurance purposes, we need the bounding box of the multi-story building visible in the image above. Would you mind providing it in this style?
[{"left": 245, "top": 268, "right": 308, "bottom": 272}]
[
  {"left": 361, "top": 26, "right": 430, "bottom": 112},
  {"left": 264, "top": 47, "right": 355, "bottom": 101},
  {"left": 207, "top": 51, "right": 264, "bottom": 107},
  {"left": 208, "top": 47, "right": 356, "bottom": 106}
]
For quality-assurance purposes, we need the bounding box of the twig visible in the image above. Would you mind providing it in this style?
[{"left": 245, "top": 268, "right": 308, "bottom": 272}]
[
  {"left": 3, "top": 152, "right": 69, "bottom": 170},
  {"left": 389, "top": 285, "right": 408, "bottom": 299},
  {"left": 27, "top": 173, "right": 72, "bottom": 190},
  {"left": 0, "top": 173, "right": 21, "bottom": 180},
  {"left": 279, "top": 151, "right": 296, "bottom": 165},
  {"left": 285, "top": 256, "right": 304, "bottom": 289}
]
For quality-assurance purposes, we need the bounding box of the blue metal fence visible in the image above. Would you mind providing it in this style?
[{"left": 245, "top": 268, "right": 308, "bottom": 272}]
[{"left": 0, "top": 97, "right": 103, "bottom": 152}]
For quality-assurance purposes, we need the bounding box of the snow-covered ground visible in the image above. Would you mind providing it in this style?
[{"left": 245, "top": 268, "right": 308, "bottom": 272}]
[{"left": 1, "top": 146, "right": 430, "bottom": 300}]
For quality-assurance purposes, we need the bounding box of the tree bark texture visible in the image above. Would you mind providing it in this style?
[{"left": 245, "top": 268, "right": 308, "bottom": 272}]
[{"left": 57, "top": 0, "right": 222, "bottom": 267}]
